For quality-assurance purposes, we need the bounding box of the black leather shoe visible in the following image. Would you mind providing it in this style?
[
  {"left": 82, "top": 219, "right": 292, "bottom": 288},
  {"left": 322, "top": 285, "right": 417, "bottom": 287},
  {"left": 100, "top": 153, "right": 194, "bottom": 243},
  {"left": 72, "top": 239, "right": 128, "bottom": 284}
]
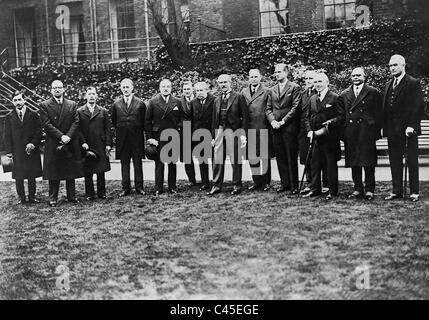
[
  {"left": 85, "top": 196, "right": 95, "bottom": 201},
  {"left": 28, "top": 198, "right": 40, "bottom": 204},
  {"left": 17, "top": 198, "right": 27, "bottom": 205},
  {"left": 98, "top": 195, "right": 107, "bottom": 200},
  {"left": 207, "top": 187, "right": 221, "bottom": 196},
  {"left": 385, "top": 194, "right": 402, "bottom": 201},
  {"left": 154, "top": 190, "right": 163, "bottom": 197},
  {"left": 365, "top": 192, "right": 374, "bottom": 201},
  {"left": 300, "top": 187, "right": 311, "bottom": 194},
  {"left": 231, "top": 186, "right": 242, "bottom": 195},
  {"left": 348, "top": 191, "right": 363, "bottom": 199},
  {"left": 119, "top": 190, "right": 131, "bottom": 197},
  {"left": 200, "top": 184, "right": 210, "bottom": 191},
  {"left": 169, "top": 188, "right": 178, "bottom": 194},
  {"left": 276, "top": 185, "right": 289, "bottom": 193},
  {"left": 49, "top": 201, "right": 57, "bottom": 207},
  {"left": 262, "top": 184, "right": 271, "bottom": 192},
  {"left": 187, "top": 181, "right": 197, "bottom": 188},
  {"left": 325, "top": 194, "right": 336, "bottom": 201},
  {"left": 68, "top": 199, "right": 79, "bottom": 204},
  {"left": 290, "top": 189, "right": 299, "bottom": 195},
  {"left": 248, "top": 184, "right": 261, "bottom": 191},
  {"left": 302, "top": 191, "right": 321, "bottom": 198},
  {"left": 136, "top": 189, "right": 146, "bottom": 196},
  {"left": 322, "top": 187, "right": 330, "bottom": 194}
]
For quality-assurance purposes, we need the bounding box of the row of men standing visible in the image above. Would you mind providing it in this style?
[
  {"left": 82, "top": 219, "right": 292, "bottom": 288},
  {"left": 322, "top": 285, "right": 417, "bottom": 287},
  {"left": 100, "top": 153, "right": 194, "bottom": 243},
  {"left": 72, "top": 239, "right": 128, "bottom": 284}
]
[{"left": 2, "top": 54, "right": 425, "bottom": 205}]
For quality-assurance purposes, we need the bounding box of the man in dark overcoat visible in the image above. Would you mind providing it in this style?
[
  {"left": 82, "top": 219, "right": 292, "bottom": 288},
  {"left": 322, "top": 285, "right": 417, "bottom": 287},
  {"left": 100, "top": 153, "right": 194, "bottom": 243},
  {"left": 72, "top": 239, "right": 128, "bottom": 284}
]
[
  {"left": 145, "top": 79, "right": 183, "bottom": 196},
  {"left": 180, "top": 81, "right": 196, "bottom": 187},
  {"left": 304, "top": 73, "right": 344, "bottom": 200},
  {"left": 190, "top": 81, "right": 215, "bottom": 191},
  {"left": 383, "top": 55, "right": 425, "bottom": 202},
  {"left": 3, "top": 91, "right": 42, "bottom": 204},
  {"left": 78, "top": 87, "right": 112, "bottom": 200},
  {"left": 39, "top": 80, "right": 84, "bottom": 207},
  {"left": 266, "top": 63, "right": 301, "bottom": 195},
  {"left": 209, "top": 74, "right": 249, "bottom": 196},
  {"left": 338, "top": 67, "right": 383, "bottom": 200},
  {"left": 111, "top": 78, "right": 146, "bottom": 196},
  {"left": 241, "top": 69, "right": 271, "bottom": 192}
]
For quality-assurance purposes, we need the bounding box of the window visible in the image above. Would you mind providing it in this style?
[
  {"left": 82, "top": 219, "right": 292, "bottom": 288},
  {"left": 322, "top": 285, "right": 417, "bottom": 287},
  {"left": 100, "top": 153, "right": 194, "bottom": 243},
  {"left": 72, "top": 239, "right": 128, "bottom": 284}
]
[
  {"left": 324, "top": 0, "right": 356, "bottom": 29},
  {"left": 61, "top": 2, "right": 86, "bottom": 63},
  {"left": 259, "top": 0, "right": 290, "bottom": 36},
  {"left": 109, "top": 0, "right": 136, "bottom": 60},
  {"left": 14, "top": 8, "right": 38, "bottom": 66}
]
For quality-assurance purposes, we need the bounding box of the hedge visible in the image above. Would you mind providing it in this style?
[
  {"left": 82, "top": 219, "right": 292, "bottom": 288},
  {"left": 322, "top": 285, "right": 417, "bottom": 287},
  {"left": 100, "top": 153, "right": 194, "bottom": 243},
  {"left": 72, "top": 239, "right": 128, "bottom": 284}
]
[{"left": 156, "top": 19, "right": 429, "bottom": 77}]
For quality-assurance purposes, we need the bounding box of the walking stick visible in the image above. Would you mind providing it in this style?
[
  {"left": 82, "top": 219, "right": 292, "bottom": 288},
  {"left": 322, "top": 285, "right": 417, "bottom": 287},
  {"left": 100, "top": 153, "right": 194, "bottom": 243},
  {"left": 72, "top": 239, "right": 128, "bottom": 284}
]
[
  {"left": 403, "top": 135, "right": 409, "bottom": 199},
  {"left": 299, "top": 132, "right": 315, "bottom": 195}
]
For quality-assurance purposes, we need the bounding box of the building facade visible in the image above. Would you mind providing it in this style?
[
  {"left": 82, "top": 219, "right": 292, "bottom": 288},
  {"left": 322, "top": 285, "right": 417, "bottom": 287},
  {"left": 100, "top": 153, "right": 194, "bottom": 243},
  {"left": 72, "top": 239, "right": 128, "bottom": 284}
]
[{"left": 0, "top": 0, "right": 427, "bottom": 68}]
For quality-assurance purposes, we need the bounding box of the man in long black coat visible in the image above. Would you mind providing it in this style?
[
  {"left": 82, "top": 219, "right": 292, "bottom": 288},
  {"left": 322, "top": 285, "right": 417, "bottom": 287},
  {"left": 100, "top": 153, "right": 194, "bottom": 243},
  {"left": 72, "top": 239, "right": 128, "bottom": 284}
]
[
  {"left": 304, "top": 73, "right": 344, "bottom": 200},
  {"left": 111, "top": 78, "right": 146, "bottom": 196},
  {"left": 39, "top": 80, "right": 84, "bottom": 207},
  {"left": 338, "top": 67, "right": 383, "bottom": 200},
  {"left": 145, "top": 79, "right": 182, "bottom": 196},
  {"left": 209, "top": 74, "right": 249, "bottom": 196},
  {"left": 3, "top": 91, "right": 42, "bottom": 204},
  {"left": 241, "top": 69, "right": 272, "bottom": 192},
  {"left": 180, "top": 81, "right": 196, "bottom": 187},
  {"left": 78, "top": 87, "right": 112, "bottom": 200},
  {"left": 383, "top": 55, "right": 425, "bottom": 202},
  {"left": 190, "top": 81, "right": 215, "bottom": 191},
  {"left": 266, "top": 63, "right": 301, "bottom": 195}
]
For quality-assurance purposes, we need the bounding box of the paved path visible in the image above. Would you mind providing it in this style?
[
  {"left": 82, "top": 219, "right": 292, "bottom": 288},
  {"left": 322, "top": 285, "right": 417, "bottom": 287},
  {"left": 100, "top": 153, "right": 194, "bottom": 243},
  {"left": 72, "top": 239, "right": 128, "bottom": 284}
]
[{"left": 1, "top": 158, "right": 429, "bottom": 182}]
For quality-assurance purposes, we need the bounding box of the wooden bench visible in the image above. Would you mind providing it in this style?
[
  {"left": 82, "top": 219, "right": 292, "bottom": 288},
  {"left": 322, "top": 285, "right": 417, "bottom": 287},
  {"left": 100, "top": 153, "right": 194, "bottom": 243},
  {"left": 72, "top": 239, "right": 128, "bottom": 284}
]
[{"left": 341, "top": 120, "right": 429, "bottom": 155}]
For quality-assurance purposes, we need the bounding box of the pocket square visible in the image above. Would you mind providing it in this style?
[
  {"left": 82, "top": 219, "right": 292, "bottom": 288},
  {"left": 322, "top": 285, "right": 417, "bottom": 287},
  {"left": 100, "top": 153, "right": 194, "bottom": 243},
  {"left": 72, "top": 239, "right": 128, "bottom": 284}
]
[
  {"left": 326, "top": 104, "right": 333, "bottom": 108},
  {"left": 173, "top": 106, "right": 179, "bottom": 111}
]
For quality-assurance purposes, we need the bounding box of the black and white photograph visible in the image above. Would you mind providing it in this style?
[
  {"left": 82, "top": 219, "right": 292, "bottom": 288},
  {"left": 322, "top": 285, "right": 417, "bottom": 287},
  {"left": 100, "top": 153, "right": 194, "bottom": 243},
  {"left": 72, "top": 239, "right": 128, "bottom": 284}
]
[{"left": 0, "top": 0, "right": 428, "bottom": 303}]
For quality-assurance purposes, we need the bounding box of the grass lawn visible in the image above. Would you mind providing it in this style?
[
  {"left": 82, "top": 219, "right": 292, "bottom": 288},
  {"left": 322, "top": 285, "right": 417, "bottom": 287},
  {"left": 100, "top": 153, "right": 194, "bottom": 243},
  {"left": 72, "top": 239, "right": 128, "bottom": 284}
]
[{"left": 0, "top": 180, "right": 428, "bottom": 300}]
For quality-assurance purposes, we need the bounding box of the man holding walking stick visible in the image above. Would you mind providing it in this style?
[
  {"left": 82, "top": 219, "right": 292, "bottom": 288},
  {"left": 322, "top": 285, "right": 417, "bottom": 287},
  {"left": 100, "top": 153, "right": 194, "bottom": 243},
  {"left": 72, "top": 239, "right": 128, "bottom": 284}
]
[{"left": 383, "top": 55, "right": 425, "bottom": 202}]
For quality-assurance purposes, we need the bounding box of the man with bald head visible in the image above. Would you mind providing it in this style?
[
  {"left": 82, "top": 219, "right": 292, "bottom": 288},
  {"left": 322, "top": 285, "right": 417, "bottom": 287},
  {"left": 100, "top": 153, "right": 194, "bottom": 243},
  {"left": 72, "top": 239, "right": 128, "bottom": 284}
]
[
  {"left": 112, "top": 78, "right": 146, "bottom": 197},
  {"left": 209, "top": 74, "right": 248, "bottom": 196},
  {"left": 338, "top": 67, "right": 383, "bottom": 200},
  {"left": 39, "top": 80, "right": 84, "bottom": 207},
  {"left": 383, "top": 55, "right": 425, "bottom": 202},
  {"left": 145, "top": 79, "right": 182, "bottom": 196}
]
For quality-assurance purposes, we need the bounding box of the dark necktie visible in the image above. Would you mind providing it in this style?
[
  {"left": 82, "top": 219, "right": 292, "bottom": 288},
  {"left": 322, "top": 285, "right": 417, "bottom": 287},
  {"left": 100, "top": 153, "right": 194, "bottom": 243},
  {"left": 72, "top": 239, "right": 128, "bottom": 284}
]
[
  {"left": 393, "top": 78, "right": 399, "bottom": 89},
  {"left": 18, "top": 110, "right": 23, "bottom": 122}
]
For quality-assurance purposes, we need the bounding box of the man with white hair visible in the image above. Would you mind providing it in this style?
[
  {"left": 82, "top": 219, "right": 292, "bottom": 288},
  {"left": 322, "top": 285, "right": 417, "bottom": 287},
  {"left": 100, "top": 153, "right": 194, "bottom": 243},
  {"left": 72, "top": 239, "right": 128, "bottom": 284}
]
[
  {"left": 112, "top": 78, "right": 146, "bottom": 197},
  {"left": 39, "top": 80, "right": 84, "bottom": 207},
  {"left": 304, "top": 73, "right": 344, "bottom": 200},
  {"left": 383, "top": 55, "right": 425, "bottom": 202},
  {"left": 190, "top": 81, "right": 216, "bottom": 190}
]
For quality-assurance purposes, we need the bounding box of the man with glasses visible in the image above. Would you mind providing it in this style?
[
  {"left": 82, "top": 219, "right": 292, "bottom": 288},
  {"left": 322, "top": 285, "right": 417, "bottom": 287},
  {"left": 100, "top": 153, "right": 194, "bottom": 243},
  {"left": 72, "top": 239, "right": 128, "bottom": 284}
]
[{"left": 39, "top": 80, "right": 84, "bottom": 207}]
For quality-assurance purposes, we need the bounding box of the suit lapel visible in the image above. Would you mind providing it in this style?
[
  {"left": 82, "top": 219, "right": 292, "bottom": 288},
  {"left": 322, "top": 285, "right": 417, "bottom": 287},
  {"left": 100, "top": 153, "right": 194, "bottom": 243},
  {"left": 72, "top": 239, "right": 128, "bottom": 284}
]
[
  {"left": 120, "top": 97, "right": 129, "bottom": 114},
  {"left": 11, "top": 109, "right": 21, "bottom": 125},
  {"left": 351, "top": 84, "right": 369, "bottom": 110},
  {"left": 181, "top": 97, "right": 192, "bottom": 116},
  {"left": 90, "top": 105, "right": 100, "bottom": 120},
  {"left": 279, "top": 81, "right": 290, "bottom": 100},
  {"left": 242, "top": 87, "right": 252, "bottom": 103},
  {"left": 127, "top": 96, "right": 138, "bottom": 114},
  {"left": 57, "top": 98, "right": 67, "bottom": 125},
  {"left": 83, "top": 105, "right": 92, "bottom": 119},
  {"left": 250, "top": 86, "right": 264, "bottom": 103},
  {"left": 198, "top": 95, "right": 214, "bottom": 120},
  {"left": 226, "top": 92, "right": 237, "bottom": 111},
  {"left": 392, "top": 75, "right": 408, "bottom": 102}
]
